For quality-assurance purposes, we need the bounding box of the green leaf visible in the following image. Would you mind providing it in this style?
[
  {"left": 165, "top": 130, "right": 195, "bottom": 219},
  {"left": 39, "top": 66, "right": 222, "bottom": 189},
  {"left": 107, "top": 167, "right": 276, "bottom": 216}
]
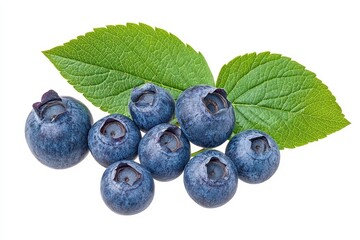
[
  {"left": 217, "top": 52, "right": 350, "bottom": 149},
  {"left": 43, "top": 23, "right": 214, "bottom": 115}
]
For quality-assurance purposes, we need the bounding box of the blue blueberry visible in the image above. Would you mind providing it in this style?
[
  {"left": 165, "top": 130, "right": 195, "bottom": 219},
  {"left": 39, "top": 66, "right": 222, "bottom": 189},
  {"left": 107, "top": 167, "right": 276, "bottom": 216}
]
[
  {"left": 225, "top": 129, "right": 280, "bottom": 184},
  {"left": 139, "top": 123, "right": 190, "bottom": 181},
  {"left": 183, "top": 150, "right": 238, "bottom": 208},
  {"left": 175, "top": 85, "right": 235, "bottom": 148},
  {"left": 129, "top": 83, "right": 175, "bottom": 131},
  {"left": 88, "top": 114, "right": 141, "bottom": 167},
  {"left": 25, "top": 90, "right": 93, "bottom": 169},
  {"left": 100, "top": 160, "right": 155, "bottom": 215}
]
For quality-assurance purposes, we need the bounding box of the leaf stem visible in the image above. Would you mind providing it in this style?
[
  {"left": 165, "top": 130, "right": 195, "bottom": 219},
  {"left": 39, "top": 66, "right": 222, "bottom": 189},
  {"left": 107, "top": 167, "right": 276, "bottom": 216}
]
[
  {"left": 170, "top": 118, "right": 179, "bottom": 127},
  {"left": 191, "top": 148, "right": 210, "bottom": 157}
]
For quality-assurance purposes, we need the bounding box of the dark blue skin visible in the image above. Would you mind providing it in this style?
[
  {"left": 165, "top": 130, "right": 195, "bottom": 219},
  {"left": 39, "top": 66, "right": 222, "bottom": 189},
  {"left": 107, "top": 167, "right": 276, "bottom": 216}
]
[
  {"left": 183, "top": 150, "right": 238, "bottom": 208},
  {"left": 100, "top": 160, "right": 155, "bottom": 215},
  {"left": 225, "top": 129, "right": 280, "bottom": 184},
  {"left": 139, "top": 123, "right": 191, "bottom": 181},
  {"left": 88, "top": 114, "right": 142, "bottom": 167},
  {"left": 129, "top": 83, "right": 175, "bottom": 132},
  {"left": 175, "top": 85, "right": 235, "bottom": 148},
  {"left": 25, "top": 90, "right": 93, "bottom": 169}
]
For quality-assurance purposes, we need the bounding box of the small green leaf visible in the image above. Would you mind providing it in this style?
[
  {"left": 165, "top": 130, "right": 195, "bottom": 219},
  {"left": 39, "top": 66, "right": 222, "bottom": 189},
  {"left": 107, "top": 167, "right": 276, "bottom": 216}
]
[
  {"left": 217, "top": 52, "right": 350, "bottom": 149},
  {"left": 43, "top": 23, "right": 214, "bottom": 115}
]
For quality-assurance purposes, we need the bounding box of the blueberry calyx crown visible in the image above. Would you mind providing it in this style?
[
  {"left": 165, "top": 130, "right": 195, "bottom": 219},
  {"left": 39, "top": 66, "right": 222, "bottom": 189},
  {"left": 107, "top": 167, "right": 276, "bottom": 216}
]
[
  {"left": 114, "top": 163, "right": 141, "bottom": 186},
  {"left": 131, "top": 83, "right": 157, "bottom": 108},
  {"left": 250, "top": 136, "right": 270, "bottom": 154},
  {"left": 206, "top": 157, "right": 228, "bottom": 181},
  {"left": 135, "top": 90, "right": 155, "bottom": 107},
  {"left": 100, "top": 118, "right": 127, "bottom": 141},
  {"left": 32, "top": 90, "right": 66, "bottom": 121},
  {"left": 202, "top": 89, "right": 230, "bottom": 115},
  {"left": 158, "top": 126, "right": 182, "bottom": 152}
]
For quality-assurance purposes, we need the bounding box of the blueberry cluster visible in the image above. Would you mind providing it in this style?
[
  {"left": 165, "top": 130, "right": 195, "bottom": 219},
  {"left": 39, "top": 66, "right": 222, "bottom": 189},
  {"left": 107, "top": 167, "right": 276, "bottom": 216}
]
[{"left": 25, "top": 84, "right": 280, "bottom": 215}]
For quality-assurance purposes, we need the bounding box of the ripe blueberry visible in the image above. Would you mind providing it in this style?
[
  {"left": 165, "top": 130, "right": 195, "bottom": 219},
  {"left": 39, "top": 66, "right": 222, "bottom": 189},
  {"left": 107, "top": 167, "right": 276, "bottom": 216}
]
[
  {"left": 139, "top": 123, "right": 190, "bottom": 181},
  {"left": 225, "top": 129, "right": 280, "bottom": 184},
  {"left": 88, "top": 114, "right": 141, "bottom": 167},
  {"left": 25, "top": 90, "right": 93, "bottom": 169},
  {"left": 183, "top": 150, "right": 238, "bottom": 208},
  {"left": 129, "top": 83, "right": 175, "bottom": 131},
  {"left": 100, "top": 160, "right": 155, "bottom": 215},
  {"left": 175, "top": 85, "right": 235, "bottom": 148}
]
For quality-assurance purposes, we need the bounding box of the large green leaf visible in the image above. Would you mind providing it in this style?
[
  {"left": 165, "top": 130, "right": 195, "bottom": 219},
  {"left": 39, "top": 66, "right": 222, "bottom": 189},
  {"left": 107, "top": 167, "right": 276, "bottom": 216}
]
[
  {"left": 43, "top": 23, "right": 214, "bottom": 115},
  {"left": 217, "top": 52, "right": 350, "bottom": 149}
]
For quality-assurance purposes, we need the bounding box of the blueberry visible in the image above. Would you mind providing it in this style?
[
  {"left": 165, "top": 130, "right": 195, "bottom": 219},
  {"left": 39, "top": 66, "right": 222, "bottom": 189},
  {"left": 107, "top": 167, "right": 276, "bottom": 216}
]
[
  {"left": 100, "top": 160, "right": 155, "bottom": 215},
  {"left": 25, "top": 90, "right": 93, "bottom": 169},
  {"left": 129, "top": 83, "right": 175, "bottom": 131},
  {"left": 88, "top": 114, "right": 141, "bottom": 167},
  {"left": 183, "top": 150, "right": 238, "bottom": 208},
  {"left": 139, "top": 123, "right": 190, "bottom": 181},
  {"left": 225, "top": 129, "right": 280, "bottom": 184},
  {"left": 175, "top": 85, "right": 235, "bottom": 148}
]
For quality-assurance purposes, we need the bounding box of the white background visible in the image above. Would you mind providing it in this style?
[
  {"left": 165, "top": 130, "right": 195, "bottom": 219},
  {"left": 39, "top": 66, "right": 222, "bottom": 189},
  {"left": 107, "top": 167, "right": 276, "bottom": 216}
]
[{"left": 1, "top": 0, "right": 359, "bottom": 239}]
